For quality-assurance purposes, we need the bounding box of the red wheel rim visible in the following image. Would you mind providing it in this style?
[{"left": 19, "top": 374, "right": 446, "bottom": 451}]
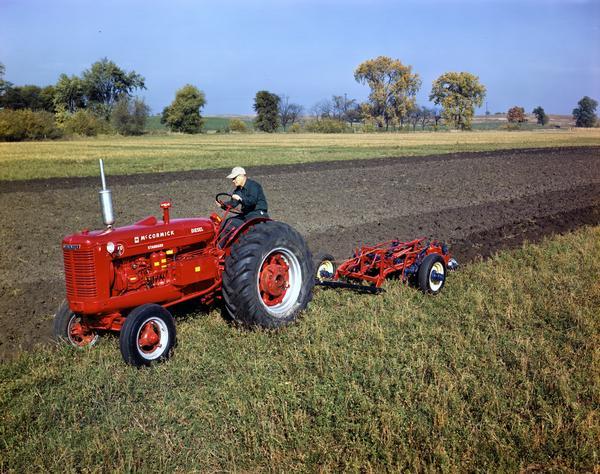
[
  {"left": 68, "top": 317, "right": 97, "bottom": 347},
  {"left": 259, "top": 252, "right": 290, "bottom": 306},
  {"left": 138, "top": 321, "right": 161, "bottom": 353}
]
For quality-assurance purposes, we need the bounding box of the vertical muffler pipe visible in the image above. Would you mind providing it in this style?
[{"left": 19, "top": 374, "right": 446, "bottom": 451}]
[{"left": 98, "top": 159, "right": 115, "bottom": 228}]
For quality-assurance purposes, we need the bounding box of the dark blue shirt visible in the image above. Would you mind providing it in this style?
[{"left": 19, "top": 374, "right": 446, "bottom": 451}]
[{"left": 228, "top": 178, "right": 268, "bottom": 214}]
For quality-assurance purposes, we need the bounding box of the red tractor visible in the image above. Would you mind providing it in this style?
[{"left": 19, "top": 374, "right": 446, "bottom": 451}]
[{"left": 54, "top": 161, "right": 314, "bottom": 366}]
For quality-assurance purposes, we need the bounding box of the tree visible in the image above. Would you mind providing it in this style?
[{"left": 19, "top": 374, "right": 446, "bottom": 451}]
[
  {"left": 278, "top": 95, "right": 303, "bottom": 130},
  {"left": 0, "top": 63, "right": 12, "bottom": 102},
  {"left": 254, "top": 91, "right": 280, "bottom": 132},
  {"left": 330, "top": 95, "right": 355, "bottom": 122},
  {"left": 429, "top": 72, "right": 486, "bottom": 130},
  {"left": 572, "top": 96, "right": 598, "bottom": 128},
  {"left": 82, "top": 58, "right": 145, "bottom": 119},
  {"left": 408, "top": 107, "right": 422, "bottom": 131},
  {"left": 345, "top": 103, "right": 362, "bottom": 128},
  {"left": 432, "top": 108, "right": 442, "bottom": 129},
  {"left": 161, "top": 84, "right": 206, "bottom": 133},
  {"left": 53, "top": 74, "right": 86, "bottom": 113},
  {"left": 507, "top": 106, "right": 526, "bottom": 123},
  {"left": 532, "top": 106, "right": 549, "bottom": 126},
  {"left": 111, "top": 96, "right": 150, "bottom": 135},
  {"left": 354, "top": 56, "right": 421, "bottom": 130},
  {"left": 419, "top": 106, "right": 434, "bottom": 130},
  {"left": 310, "top": 99, "right": 332, "bottom": 120},
  {"left": 1, "top": 84, "right": 56, "bottom": 112}
]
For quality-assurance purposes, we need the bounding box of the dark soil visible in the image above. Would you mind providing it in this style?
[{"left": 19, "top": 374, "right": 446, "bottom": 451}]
[{"left": 1, "top": 146, "right": 599, "bottom": 361}]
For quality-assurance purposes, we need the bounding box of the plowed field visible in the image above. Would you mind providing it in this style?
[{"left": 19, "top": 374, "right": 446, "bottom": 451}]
[{"left": 1, "top": 146, "right": 598, "bottom": 361}]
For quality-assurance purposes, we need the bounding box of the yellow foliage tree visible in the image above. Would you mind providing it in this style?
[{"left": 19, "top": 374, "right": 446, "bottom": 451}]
[{"left": 354, "top": 56, "right": 421, "bottom": 130}]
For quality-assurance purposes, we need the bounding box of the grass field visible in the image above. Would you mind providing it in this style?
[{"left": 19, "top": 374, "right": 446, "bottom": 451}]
[
  {"left": 1, "top": 129, "right": 599, "bottom": 181},
  {"left": 1, "top": 226, "right": 598, "bottom": 471}
]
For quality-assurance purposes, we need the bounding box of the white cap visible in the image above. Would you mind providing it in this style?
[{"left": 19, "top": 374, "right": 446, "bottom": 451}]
[{"left": 226, "top": 166, "right": 246, "bottom": 179}]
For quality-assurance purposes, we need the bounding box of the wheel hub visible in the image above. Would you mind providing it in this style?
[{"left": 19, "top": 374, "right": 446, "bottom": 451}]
[
  {"left": 138, "top": 321, "right": 161, "bottom": 353},
  {"left": 259, "top": 253, "right": 290, "bottom": 306},
  {"left": 68, "top": 317, "right": 97, "bottom": 347}
]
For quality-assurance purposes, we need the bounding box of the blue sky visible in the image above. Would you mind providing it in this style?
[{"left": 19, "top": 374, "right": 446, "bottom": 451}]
[{"left": 1, "top": 0, "right": 599, "bottom": 115}]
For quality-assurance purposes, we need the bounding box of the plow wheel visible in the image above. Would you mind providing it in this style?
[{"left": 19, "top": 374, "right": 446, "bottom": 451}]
[
  {"left": 53, "top": 300, "right": 99, "bottom": 348},
  {"left": 222, "top": 221, "right": 314, "bottom": 329},
  {"left": 314, "top": 253, "right": 337, "bottom": 282},
  {"left": 418, "top": 254, "right": 447, "bottom": 295},
  {"left": 119, "top": 304, "right": 176, "bottom": 367}
]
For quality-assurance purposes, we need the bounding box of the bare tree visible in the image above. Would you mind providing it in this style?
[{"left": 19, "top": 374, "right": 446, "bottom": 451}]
[
  {"left": 279, "top": 95, "right": 304, "bottom": 130},
  {"left": 432, "top": 107, "right": 442, "bottom": 128},
  {"left": 408, "top": 107, "right": 421, "bottom": 131},
  {"left": 419, "top": 107, "right": 434, "bottom": 130},
  {"left": 310, "top": 99, "right": 332, "bottom": 120}
]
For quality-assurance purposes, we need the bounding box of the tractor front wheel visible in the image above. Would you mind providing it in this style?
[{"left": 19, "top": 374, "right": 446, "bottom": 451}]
[
  {"left": 222, "top": 221, "right": 314, "bottom": 329},
  {"left": 119, "top": 304, "right": 176, "bottom": 367},
  {"left": 53, "top": 300, "right": 99, "bottom": 348}
]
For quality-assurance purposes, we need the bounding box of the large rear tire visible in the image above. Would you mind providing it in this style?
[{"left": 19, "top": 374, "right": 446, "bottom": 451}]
[
  {"left": 222, "top": 221, "right": 314, "bottom": 329},
  {"left": 119, "top": 304, "right": 176, "bottom": 367}
]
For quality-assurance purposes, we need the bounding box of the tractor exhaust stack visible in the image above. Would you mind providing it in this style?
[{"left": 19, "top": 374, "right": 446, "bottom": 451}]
[{"left": 98, "top": 159, "right": 115, "bottom": 229}]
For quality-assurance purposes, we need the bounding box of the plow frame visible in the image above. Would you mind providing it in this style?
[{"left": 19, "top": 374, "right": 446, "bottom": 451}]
[{"left": 333, "top": 238, "right": 452, "bottom": 288}]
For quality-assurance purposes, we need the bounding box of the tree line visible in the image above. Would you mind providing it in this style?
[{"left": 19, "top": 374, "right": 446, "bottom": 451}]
[
  {"left": 0, "top": 57, "right": 598, "bottom": 141},
  {"left": 241, "top": 56, "right": 598, "bottom": 133}
]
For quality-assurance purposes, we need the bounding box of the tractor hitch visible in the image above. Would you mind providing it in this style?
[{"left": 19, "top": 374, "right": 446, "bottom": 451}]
[{"left": 315, "top": 280, "right": 385, "bottom": 294}]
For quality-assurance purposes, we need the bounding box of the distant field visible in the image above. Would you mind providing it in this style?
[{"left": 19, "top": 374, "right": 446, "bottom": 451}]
[
  {"left": 1, "top": 226, "right": 597, "bottom": 471},
  {"left": 0, "top": 129, "right": 599, "bottom": 181}
]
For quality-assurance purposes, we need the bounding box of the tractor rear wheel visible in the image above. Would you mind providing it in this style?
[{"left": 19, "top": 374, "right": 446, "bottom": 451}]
[
  {"left": 119, "top": 304, "right": 176, "bottom": 367},
  {"left": 222, "top": 221, "right": 314, "bottom": 329},
  {"left": 53, "top": 300, "right": 99, "bottom": 348},
  {"left": 417, "top": 254, "right": 446, "bottom": 294}
]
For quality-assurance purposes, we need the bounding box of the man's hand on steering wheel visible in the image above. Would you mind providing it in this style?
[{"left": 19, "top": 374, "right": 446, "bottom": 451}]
[{"left": 215, "top": 192, "right": 243, "bottom": 214}]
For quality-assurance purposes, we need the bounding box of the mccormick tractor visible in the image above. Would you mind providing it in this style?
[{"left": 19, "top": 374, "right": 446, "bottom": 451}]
[{"left": 54, "top": 161, "right": 314, "bottom": 366}]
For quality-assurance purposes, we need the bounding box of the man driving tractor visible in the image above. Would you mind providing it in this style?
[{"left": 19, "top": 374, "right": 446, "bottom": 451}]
[{"left": 216, "top": 166, "right": 269, "bottom": 243}]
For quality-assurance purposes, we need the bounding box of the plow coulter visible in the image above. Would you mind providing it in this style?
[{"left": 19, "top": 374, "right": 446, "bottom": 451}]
[{"left": 315, "top": 238, "right": 458, "bottom": 295}]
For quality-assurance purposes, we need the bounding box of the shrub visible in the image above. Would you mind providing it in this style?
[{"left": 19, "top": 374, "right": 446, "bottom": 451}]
[
  {"left": 64, "top": 110, "right": 108, "bottom": 136},
  {"left": 288, "top": 122, "right": 302, "bottom": 133},
  {"left": 0, "top": 109, "right": 62, "bottom": 141},
  {"left": 229, "top": 118, "right": 247, "bottom": 132},
  {"left": 111, "top": 97, "right": 150, "bottom": 136},
  {"left": 501, "top": 123, "right": 523, "bottom": 131},
  {"left": 361, "top": 123, "right": 376, "bottom": 133},
  {"left": 304, "top": 118, "right": 349, "bottom": 133}
]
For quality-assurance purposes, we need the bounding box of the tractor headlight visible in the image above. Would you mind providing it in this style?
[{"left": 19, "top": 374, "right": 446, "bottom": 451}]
[{"left": 106, "top": 241, "right": 115, "bottom": 254}]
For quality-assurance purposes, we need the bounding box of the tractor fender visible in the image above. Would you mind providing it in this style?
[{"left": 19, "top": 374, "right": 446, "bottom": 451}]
[{"left": 221, "top": 217, "right": 271, "bottom": 250}]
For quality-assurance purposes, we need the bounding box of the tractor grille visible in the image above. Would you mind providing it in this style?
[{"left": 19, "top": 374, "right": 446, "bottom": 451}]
[{"left": 63, "top": 248, "right": 98, "bottom": 298}]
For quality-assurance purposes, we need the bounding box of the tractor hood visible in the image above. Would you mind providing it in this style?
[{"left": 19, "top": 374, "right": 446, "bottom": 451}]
[{"left": 62, "top": 216, "right": 215, "bottom": 259}]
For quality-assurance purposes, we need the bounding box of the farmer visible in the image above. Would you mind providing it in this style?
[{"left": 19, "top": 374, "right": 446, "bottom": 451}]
[{"left": 216, "top": 166, "right": 269, "bottom": 244}]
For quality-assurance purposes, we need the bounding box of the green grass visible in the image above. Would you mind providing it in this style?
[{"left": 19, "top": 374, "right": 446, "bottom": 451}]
[
  {"left": 1, "top": 129, "right": 599, "bottom": 181},
  {"left": 1, "top": 226, "right": 598, "bottom": 471}
]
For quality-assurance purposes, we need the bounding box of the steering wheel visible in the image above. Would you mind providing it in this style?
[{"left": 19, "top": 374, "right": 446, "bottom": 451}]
[{"left": 215, "top": 192, "right": 243, "bottom": 215}]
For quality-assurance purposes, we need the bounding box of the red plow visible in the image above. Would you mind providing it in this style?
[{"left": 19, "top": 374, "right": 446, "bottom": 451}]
[{"left": 315, "top": 238, "right": 458, "bottom": 294}]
